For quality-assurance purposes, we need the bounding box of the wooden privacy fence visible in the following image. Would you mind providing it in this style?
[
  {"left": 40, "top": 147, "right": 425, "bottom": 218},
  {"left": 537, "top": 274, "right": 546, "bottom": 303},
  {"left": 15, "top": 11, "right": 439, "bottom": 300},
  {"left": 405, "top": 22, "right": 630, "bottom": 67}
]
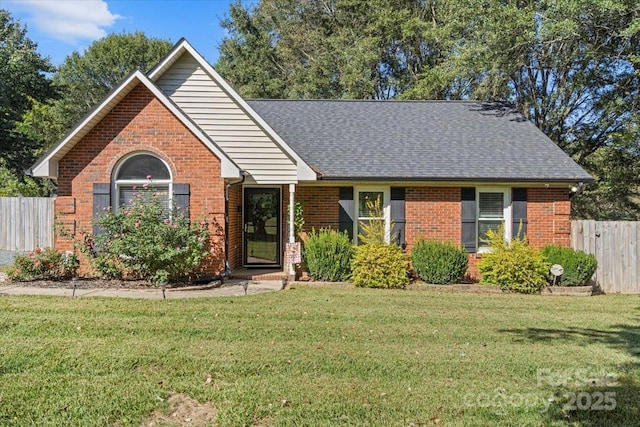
[
  {"left": 571, "top": 220, "right": 640, "bottom": 294},
  {"left": 0, "top": 197, "right": 55, "bottom": 251}
]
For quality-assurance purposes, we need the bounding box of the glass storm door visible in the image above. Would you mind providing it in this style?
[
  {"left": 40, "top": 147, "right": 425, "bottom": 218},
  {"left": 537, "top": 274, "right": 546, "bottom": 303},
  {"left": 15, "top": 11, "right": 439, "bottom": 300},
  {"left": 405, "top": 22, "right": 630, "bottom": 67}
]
[{"left": 244, "top": 188, "right": 281, "bottom": 266}]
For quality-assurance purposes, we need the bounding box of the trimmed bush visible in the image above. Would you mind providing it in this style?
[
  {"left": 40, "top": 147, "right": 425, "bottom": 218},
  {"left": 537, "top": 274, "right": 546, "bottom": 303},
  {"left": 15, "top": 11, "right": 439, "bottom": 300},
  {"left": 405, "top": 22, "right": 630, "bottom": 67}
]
[
  {"left": 411, "top": 239, "right": 468, "bottom": 284},
  {"left": 9, "top": 247, "right": 79, "bottom": 281},
  {"left": 541, "top": 245, "right": 597, "bottom": 286},
  {"left": 478, "top": 228, "right": 548, "bottom": 294},
  {"left": 351, "top": 243, "right": 409, "bottom": 288},
  {"left": 303, "top": 228, "right": 354, "bottom": 281}
]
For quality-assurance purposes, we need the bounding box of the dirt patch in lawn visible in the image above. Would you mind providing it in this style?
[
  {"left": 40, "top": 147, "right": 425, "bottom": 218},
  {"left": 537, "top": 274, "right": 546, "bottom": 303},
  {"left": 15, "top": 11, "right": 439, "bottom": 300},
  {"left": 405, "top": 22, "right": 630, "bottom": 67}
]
[{"left": 143, "top": 393, "right": 217, "bottom": 427}]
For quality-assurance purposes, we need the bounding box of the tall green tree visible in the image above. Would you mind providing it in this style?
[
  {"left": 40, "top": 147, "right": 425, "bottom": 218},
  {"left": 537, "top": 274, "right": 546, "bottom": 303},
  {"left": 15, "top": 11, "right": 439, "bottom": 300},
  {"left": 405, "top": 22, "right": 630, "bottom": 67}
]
[
  {"left": 217, "top": 0, "right": 640, "bottom": 219},
  {"left": 0, "top": 9, "right": 55, "bottom": 194},
  {"left": 433, "top": 0, "right": 640, "bottom": 219},
  {"left": 21, "top": 32, "right": 173, "bottom": 151},
  {"left": 217, "top": 0, "right": 459, "bottom": 99}
]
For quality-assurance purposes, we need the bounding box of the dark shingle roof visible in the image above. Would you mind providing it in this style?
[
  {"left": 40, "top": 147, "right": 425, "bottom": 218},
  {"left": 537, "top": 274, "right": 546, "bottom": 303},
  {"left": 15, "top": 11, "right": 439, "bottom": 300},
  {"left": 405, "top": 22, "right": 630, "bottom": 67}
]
[{"left": 247, "top": 100, "right": 592, "bottom": 182}]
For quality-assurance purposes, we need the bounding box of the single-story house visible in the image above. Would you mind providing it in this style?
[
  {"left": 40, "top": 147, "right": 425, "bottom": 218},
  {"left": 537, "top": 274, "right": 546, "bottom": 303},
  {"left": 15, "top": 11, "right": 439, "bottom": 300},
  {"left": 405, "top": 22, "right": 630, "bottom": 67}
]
[{"left": 31, "top": 39, "right": 592, "bottom": 280}]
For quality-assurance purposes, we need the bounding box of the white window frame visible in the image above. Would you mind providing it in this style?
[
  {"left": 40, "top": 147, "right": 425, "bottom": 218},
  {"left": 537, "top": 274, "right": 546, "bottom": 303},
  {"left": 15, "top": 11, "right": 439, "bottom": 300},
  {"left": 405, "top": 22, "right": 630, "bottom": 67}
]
[
  {"left": 354, "top": 186, "right": 391, "bottom": 245},
  {"left": 476, "top": 187, "right": 511, "bottom": 252},
  {"left": 112, "top": 153, "right": 173, "bottom": 212}
]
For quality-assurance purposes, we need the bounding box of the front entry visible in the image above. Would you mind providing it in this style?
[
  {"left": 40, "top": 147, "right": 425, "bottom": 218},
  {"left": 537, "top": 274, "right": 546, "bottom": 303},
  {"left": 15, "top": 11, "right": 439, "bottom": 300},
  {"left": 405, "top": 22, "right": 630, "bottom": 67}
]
[{"left": 243, "top": 187, "right": 281, "bottom": 267}]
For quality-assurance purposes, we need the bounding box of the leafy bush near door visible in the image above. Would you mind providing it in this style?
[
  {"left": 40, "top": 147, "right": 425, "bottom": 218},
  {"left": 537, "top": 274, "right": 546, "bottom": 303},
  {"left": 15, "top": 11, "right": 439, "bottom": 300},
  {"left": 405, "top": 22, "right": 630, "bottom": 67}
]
[
  {"left": 478, "top": 227, "right": 548, "bottom": 294},
  {"left": 411, "top": 239, "right": 468, "bottom": 284},
  {"left": 541, "top": 245, "right": 597, "bottom": 286},
  {"left": 303, "top": 228, "right": 353, "bottom": 281},
  {"left": 351, "top": 243, "right": 409, "bottom": 288}
]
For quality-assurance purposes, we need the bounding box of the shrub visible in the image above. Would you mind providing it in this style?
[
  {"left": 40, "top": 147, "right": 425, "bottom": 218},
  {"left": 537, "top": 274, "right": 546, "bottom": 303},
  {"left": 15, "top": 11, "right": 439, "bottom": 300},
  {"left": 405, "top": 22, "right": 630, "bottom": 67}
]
[
  {"left": 478, "top": 227, "right": 548, "bottom": 294},
  {"left": 303, "top": 228, "right": 353, "bottom": 281},
  {"left": 9, "top": 247, "right": 79, "bottom": 281},
  {"left": 85, "top": 189, "right": 210, "bottom": 285},
  {"left": 541, "top": 245, "right": 597, "bottom": 286},
  {"left": 351, "top": 243, "right": 409, "bottom": 288},
  {"left": 411, "top": 239, "right": 468, "bottom": 284}
]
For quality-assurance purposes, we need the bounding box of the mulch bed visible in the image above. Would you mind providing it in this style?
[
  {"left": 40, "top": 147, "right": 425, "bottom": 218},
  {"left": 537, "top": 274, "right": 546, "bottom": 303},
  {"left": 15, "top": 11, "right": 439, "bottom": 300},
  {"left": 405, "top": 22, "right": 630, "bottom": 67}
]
[{"left": 2, "top": 278, "right": 210, "bottom": 290}]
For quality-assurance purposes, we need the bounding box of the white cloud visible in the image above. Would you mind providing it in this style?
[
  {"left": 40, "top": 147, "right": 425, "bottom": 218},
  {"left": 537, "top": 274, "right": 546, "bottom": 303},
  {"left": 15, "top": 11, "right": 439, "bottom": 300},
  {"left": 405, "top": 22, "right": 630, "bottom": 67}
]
[{"left": 8, "top": 0, "right": 121, "bottom": 44}]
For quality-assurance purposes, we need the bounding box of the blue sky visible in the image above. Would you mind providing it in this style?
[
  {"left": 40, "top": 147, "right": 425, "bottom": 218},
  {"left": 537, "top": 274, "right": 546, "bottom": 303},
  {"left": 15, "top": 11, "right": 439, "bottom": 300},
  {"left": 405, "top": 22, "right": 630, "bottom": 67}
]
[{"left": 1, "top": 0, "right": 247, "bottom": 66}]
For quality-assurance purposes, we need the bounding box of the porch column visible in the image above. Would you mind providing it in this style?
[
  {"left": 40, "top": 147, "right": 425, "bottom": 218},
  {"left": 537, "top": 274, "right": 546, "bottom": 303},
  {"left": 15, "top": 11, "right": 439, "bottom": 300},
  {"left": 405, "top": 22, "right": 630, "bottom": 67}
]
[{"left": 288, "top": 184, "right": 296, "bottom": 276}]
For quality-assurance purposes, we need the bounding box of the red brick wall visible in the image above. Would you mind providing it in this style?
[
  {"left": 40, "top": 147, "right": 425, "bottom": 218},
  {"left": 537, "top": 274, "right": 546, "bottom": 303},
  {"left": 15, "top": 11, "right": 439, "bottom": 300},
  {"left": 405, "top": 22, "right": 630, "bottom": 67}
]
[
  {"left": 295, "top": 186, "right": 341, "bottom": 232},
  {"left": 55, "top": 84, "right": 226, "bottom": 275},
  {"left": 294, "top": 185, "right": 571, "bottom": 281},
  {"left": 405, "top": 187, "right": 461, "bottom": 252},
  {"left": 527, "top": 188, "right": 571, "bottom": 247}
]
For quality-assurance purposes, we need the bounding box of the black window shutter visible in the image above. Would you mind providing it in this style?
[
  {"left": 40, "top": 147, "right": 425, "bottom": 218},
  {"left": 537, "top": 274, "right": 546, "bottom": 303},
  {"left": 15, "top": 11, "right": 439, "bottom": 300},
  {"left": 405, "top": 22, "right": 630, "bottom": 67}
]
[
  {"left": 512, "top": 188, "right": 527, "bottom": 239},
  {"left": 390, "top": 187, "right": 406, "bottom": 247},
  {"left": 92, "top": 183, "right": 110, "bottom": 235},
  {"left": 338, "top": 187, "right": 354, "bottom": 240},
  {"left": 461, "top": 187, "right": 476, "bottom": 252},
  {"left": 173, "top": 183, "right": 190, "bottom": 215}
]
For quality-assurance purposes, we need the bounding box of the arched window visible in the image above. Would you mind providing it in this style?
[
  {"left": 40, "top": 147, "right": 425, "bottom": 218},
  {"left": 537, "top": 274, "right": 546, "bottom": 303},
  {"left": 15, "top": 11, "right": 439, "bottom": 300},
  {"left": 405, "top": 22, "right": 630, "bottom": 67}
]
[{"left": 113, "top": 153, "right": 172, "bottom": 210}]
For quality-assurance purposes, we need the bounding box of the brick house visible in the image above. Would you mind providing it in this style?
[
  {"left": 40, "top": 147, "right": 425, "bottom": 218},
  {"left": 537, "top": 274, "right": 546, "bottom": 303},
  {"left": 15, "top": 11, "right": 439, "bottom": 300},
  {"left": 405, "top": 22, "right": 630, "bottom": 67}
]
[{"left": 31, "top": 39, "right": 592, "bottom": 280}]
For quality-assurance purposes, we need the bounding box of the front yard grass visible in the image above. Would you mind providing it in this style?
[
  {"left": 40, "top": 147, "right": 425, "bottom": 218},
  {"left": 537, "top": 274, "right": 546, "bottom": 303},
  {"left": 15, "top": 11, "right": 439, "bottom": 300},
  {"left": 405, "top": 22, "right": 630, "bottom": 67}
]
[{"left": 1, "top": 287, "right": 639, "bottom": 426}]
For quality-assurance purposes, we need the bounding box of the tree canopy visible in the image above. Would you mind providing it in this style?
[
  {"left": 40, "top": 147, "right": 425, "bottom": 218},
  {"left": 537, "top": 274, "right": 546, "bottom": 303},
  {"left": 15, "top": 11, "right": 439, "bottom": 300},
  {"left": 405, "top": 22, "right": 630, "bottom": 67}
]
[
  {"left": 217, "top": 0, "right": 640, "bottom": 219},
  {"left": 0, "top": 9, "right": 55, "bottom": 194},
  {"left": 0, "top": 17, "right": 173, "bottom": 196}
]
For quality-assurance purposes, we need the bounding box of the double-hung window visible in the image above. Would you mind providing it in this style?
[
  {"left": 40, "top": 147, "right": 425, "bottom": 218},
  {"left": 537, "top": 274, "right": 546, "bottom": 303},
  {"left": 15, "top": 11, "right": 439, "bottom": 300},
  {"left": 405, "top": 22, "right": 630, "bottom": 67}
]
[
  {"left": 355, "top": 187, "right": 390, "bottom": 244},
  {"left": 477, "top": 188, "right": 510, "bottom": 251}
]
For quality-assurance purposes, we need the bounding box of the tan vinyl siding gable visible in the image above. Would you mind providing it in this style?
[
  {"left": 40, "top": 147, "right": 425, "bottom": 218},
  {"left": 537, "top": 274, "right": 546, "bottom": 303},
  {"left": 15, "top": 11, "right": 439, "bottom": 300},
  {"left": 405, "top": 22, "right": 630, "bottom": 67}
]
[{"left": 156, "top": 55, "right": 298, "bottom": 184}]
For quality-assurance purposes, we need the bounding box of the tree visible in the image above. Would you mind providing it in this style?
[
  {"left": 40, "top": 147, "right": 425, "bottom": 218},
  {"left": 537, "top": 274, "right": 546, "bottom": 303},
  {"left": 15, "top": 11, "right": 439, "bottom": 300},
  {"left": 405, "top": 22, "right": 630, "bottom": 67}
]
[
  {"left": 49, "top": 32, "right": 173, "bottom": 133},
  {"left": 18, "top": 32, "right": 173, "bottom": 155},
  {"left": 435, "top": 0, "right": 640, "bottom": 219},
  {"left": 0, "top": 9, "right": 55, "bottom": 194},
  {"left": 217, "top": 0, "right": 640, "bottom": 219},
  {"left": 217, "top": 0, "right": 459, "bottom": 99}
]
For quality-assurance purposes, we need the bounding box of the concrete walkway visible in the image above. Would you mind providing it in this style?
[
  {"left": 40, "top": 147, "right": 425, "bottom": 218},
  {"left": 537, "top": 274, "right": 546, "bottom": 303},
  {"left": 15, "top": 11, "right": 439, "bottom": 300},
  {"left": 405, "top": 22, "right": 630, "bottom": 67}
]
[{"left": 0, "top": 276, "right": 283, "bottom": 299}]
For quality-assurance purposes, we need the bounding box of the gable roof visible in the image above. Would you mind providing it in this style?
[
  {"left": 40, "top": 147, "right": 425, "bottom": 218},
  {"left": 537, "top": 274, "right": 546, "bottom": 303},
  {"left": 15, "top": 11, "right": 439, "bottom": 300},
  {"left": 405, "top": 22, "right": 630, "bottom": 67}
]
[
  {"left": 148, "top": 39, "right": 317, "bottom": 182},
  {"left": 31, "top": 70, "right": 241, "bottom": 179},
  {"left": 247, "top": 100, "right": 593, "bottom": 183}
]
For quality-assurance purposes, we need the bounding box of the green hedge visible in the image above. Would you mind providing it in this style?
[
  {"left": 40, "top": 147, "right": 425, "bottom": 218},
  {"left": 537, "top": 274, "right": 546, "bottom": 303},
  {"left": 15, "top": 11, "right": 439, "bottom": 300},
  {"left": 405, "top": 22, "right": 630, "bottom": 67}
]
[
  {"left": 541, "top": 245, "right": 597, "bottom": 286},
  {"left": 303, "top": 228, "right": 354, "bottom": 282},
  {"left": 411, "top": 239, "right": 468, "bottom": 284}
]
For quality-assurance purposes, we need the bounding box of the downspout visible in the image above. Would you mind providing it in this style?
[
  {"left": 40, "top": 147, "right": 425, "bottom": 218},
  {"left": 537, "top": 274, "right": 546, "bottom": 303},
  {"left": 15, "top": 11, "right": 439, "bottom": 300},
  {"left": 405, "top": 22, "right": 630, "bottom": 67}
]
[{"left": 194, "top": 170, "right": 248, "bottom": 284}]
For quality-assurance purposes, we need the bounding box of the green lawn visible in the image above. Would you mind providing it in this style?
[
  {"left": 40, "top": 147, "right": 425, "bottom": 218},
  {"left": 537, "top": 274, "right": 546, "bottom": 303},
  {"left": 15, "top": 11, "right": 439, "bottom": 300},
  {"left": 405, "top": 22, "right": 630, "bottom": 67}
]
[{"left": 1, "top": 288, "right": 639, "bottom": 426}]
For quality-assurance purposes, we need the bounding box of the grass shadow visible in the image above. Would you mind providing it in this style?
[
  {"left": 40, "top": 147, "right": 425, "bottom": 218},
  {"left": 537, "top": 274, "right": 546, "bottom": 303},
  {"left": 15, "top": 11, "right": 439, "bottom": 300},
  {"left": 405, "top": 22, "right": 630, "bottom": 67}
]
[{"left": 500, "top": 322, "right": 640, "bottom": 426}]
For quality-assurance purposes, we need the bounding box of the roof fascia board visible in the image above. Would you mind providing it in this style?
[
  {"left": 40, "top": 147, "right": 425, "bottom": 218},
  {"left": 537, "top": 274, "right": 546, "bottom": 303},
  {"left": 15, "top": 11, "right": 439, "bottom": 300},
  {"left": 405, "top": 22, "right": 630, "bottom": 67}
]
[
  {"left": 148, "top": 40, "right": 317, "bottom": 181},
  {"left": 300, "top": 179, "right": 587, "bottom": 188}
]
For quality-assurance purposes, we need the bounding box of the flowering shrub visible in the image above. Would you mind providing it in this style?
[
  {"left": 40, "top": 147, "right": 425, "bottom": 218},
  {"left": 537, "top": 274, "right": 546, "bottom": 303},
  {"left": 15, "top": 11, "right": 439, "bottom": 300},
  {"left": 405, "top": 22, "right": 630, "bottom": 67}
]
[
  {"left": 85, "top": 188, "right": 210, "bottom": 285},
  {"left": 9, "top": 247, "right": 79, "bottom": 281}
]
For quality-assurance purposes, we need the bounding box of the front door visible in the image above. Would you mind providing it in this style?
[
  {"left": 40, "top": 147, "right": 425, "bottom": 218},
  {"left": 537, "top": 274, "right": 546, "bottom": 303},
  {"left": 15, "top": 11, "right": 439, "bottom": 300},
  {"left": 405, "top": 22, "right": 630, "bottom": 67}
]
[{"left": 244, "top": 187, "right": 281, "bottom": 267}]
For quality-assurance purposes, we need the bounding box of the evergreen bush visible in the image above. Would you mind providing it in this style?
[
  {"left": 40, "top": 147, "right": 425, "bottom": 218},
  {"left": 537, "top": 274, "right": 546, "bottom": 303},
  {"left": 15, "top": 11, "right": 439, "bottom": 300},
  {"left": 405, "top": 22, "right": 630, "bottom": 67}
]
[
  {"left": 411, "top": 239, "right": 468, "bottom": 284},
  {"left": 541, "top": 245, "right": 597, "bottom": 286},
  {"left": 303, "top": 228, "right": 353, "bottom": 281}
]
